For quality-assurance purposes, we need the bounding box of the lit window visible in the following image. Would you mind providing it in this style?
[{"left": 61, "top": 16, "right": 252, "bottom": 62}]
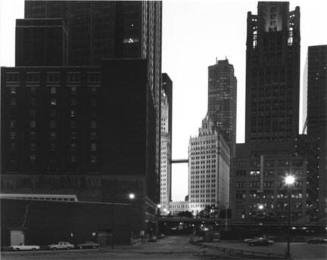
[
  {"left": 9, "top": 87, "right": 16, "bottom": 95},
  {"left": 50, "top": 98, "right": 56, "bottom": 106}
]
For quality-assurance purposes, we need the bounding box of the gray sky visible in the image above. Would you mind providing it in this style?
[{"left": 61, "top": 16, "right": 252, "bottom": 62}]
[{"left": 1, "top": 0, "right": 327, "bottom": 201}]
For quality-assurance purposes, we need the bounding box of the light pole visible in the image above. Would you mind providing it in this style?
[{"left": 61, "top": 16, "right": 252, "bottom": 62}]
[{"left": 284, "top": 174, "right": 296, "bottom": 259}]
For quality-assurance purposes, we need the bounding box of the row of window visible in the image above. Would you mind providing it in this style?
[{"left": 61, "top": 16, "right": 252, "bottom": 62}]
[{"left": 5, "top": 72, "right": 100, "bottom": 83}]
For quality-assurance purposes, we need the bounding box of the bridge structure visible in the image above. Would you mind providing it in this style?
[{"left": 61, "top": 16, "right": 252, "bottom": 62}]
[{"left": 170, "top": 159, "right": 189, "bottom": 164}]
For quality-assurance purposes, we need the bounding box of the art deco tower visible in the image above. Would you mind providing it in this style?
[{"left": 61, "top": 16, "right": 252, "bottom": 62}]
[{"left": 245, "top": 2, "right": 300, "bottom": 142}]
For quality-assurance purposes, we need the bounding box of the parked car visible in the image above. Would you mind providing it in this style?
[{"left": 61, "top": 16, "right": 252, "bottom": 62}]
[
  {"left": 307, "top": 237, "right": 327, "bottom": 244},
  {"left": 48, "top": 241, "right": 75, "bottom": 250},
  {"left": 247, "top": 237, "right": 274, "bottom": 246},
  {"left": 10, "top": 244, "right": 40, "bottom": 251},
  {"left": 77, "top": 241, "right": 100, "bottom": 249},
  {"left": 148, "top": 235, "right": 157, "bottom": 242},
  {"left": 243, "top": 236, "right": 260, "bottom": 243}
]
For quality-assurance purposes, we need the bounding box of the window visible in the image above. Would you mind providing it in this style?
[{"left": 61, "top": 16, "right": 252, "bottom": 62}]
[
  {"left": 9, "top": 87, "right": 16, "bottom": 95},
  {"left": 50, "top": 87, "right": 56, "bottom": 95},
  {"left": 46, "top": 72, "right": 60, "bottom": 83},
  {"left": 67, "top": 72, "right": 81, "bottom": 83},
  {"left": 50, "top": 98, "right": 56, "bottom": 106},
  {"left": 9, "top": 120, "right": 16, "bottom": 128},
  {"left": 30, "top": 120, "right": 36, "bottom": 128},
  {"left": 49, "top": 120, "right": 56, "bottom": 128},
  {"left": 70, "top": 110, "right": 76, "bottom": 118},
  {"left": 29, "top": 109, "right": 37, "bottom": 118},
  {"left": 87, "top": 72, "right": 100, "bottom": 83},
  {"left": 71, "top": 86, "right": 77, "bottom": 95},
  {"left": 90, "top": 143, "right": 97, "bottom": 151},
  {"left": 26, "top": 72, "right": 40, "bottom": 82},
  {"left": 29, "top": 154, "right": 36, "bottom": 162},
  {"left": 10, "top": 97, "right": 16, "bottom": 106},
  {"left": 91, "top": 121, "right": 97, "bottom": 129},
  {"left": 6, "top": 72, "right": 19, "bottom": 82}
]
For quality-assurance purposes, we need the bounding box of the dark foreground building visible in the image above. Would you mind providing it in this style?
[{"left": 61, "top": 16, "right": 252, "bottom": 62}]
[
  {"left": 231, "top": 2, "right": 309, "bottom": 224},
  {"left": 306, "top": 45, "right": 327, "bottom": 219},
  {"left": 1, "top": 0, "right": 162, "bottom": 246}
]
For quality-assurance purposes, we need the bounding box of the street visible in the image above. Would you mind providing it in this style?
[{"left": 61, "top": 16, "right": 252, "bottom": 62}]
[
  {"left": 1, "top": 236, "right": 215, "bottom": 260},
  {"left": 2, "top": 235, "right": 327, "bottom": 260}
]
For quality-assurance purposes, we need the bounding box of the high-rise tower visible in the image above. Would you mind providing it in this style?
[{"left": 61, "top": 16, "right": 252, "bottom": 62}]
[
  {"left": 1, "top": 0, "right": 162, "bottom": 245},
  {"left": 160, "top": 73, "right": 173, "bottom": 212},
  {"left": 231, "top": 2, "right": 307, "bottom": 224},
  {"left": 245, "top": 2, "right": 300, "bottom": 142},
  {"left": 20, "top": 1, "right": 163, "bottom": 199},
  {"left": 208, "top": 58, "right": 237, "bottom": 156}
]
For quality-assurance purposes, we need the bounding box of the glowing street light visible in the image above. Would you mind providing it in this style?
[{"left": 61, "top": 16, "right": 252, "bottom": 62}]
[
  {"left": 284, "top": 175, "right": 296, "bottom": 186},
  {"left": 128, "top": 193, "right": 135, "bottom": 200},
  {"left": 258, "top": 204, "right": 264, "bottom": 210},
  {"left": 283, "top": 174, "right": 296, "bottom": 259}
]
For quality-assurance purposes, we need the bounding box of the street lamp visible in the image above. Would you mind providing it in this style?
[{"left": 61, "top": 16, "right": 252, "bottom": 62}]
[
  {"left": 128, "top": 193, "right": 135, "bottom": 200},
  {"left": 258, "top": 204, "right": 264, "bottom": 210},
  {"left": 283, "top": 174, "right": 296, "bottom": 259}
]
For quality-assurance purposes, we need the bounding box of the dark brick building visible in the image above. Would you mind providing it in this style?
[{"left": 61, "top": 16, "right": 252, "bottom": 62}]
[{"left": 1, "top": 0, "right": 162, "bottom": 246}]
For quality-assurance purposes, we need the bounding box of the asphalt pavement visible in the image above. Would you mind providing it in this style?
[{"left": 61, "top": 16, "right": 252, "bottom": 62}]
[{"left": 1, "top": 236, "right": 326, "bottom": 260}]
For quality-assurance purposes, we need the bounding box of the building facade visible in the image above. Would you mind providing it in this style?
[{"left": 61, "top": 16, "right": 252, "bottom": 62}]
[
  {"left": 188, "top": 116, "right": 230, "bottom": 215},
  {"left": 245, "top": 1, "right": 300, "bottom": 142},
  {"left": 23, "top": 1, "right": 163, "bottom": 186},
  {"left": 231, "top": 141, "right": 307, "bottom": 223},
  {"left": 208, "top": 58, "right": 237, "bottom": 156},
  {"left": 1, "top": 0, "right": 162, "bottom": 246},
  {"left": 307, "top": 45, "right": 327, "bottom": 218},
  {"left": 231, "top": 2, "right": 308, "bottom": 224},
  {"left": 160, "top": 74, "right": 172, "bottom": 213},
  {"left": 168, "top": 201, "right": 189, "bottom": 216}
]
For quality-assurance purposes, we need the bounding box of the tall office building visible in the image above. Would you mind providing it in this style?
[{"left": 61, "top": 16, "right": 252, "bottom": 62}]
[
  {"left": 245, "top": 1, "right": 300, "bottom": 142},
  {"left": 307, "top": 45, "right": 327, "bottom": 218},
  {"left": 160, "top": 74, "right": 172, "bottom": 213},
  {"left": 188, "top": 116, "right": 230, "bottom": 214},
  {"left": 1, "top": 0, "right": 162, "bottom": 246},
  {"left": 21, "top": 1, "right": 163, "bottom": 199},
  {"left": 208, "top": 58, "right": 237, "bottom": 156},
  {"left": 231, "top": 2, "right": 308, "bottom": 224}
]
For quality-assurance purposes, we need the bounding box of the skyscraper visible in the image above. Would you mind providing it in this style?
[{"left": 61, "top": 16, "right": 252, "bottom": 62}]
[
  {"left": 307, "top": 45, "right": 327, "bottom": 218},
  {"left": 208, "top": 58, "right": 237, "bottom": 156},
  {"left": 20, "top": 1, "right": 163, "bottom": 196},
  {"left": 245, "top": 1, "right": 300, "bottom": 142},
  {"left": 1, "top": 0, "right": 162, "bottom": 245},
  {"left": 231, "top": 2, "right": 307, "bottom": 224},
  {"left": 160, "top": 73, "right": 173, "bottom": 213},
  {"left": 188, "top": 115, "right": 230, "bottom": 214}
]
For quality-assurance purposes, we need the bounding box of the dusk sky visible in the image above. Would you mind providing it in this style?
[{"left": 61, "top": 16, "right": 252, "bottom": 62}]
[{"left": 1, "top": 0, "right": 327, "bottom": 201}]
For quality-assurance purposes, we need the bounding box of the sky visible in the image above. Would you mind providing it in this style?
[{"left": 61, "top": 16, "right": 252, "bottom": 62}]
[{"left": 1, "top": 0, "right": 327, "bottom": 201}]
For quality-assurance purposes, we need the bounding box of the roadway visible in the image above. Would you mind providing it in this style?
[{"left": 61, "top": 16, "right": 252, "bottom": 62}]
[{"left": 1, "top": 236, "right": 326, "bottom": 260}]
